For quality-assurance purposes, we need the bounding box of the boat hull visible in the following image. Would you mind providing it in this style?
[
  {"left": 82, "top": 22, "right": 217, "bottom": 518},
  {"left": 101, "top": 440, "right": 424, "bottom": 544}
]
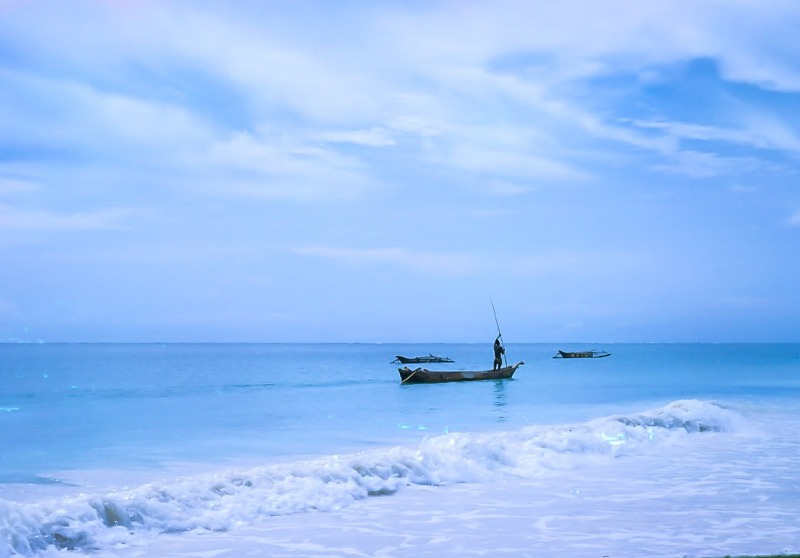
[
  {"left": 554, "top": 350, "right": 610, "bottom": 359},
  {"left": 393, "top": 355, "right": 454, "bottom": 364},
  {"left": 398, "top": 362, "right": 524, "bottom": 384}
]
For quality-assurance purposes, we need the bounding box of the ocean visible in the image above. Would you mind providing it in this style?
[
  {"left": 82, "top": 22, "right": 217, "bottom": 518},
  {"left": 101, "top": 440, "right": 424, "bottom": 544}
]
[{"left": 0, "top": 343, "right": 798, "bottom": 557}]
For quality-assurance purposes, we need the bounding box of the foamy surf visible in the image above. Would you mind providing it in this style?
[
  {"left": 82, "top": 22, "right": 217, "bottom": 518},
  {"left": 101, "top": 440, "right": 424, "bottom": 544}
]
[{"left": 0, "top": 399, "right": 742, "bottom": 556}]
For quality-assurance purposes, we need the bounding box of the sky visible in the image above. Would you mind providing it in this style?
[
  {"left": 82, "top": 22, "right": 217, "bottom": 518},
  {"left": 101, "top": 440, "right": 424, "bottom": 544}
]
[{"left": 1, "top": 0, "right": 799, "bottom": 343}]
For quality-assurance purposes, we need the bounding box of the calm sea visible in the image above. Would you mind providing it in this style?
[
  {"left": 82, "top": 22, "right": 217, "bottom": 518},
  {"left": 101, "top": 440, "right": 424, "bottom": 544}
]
[{"left": 1, "top": 343, "right": 798, "bottom": 557}]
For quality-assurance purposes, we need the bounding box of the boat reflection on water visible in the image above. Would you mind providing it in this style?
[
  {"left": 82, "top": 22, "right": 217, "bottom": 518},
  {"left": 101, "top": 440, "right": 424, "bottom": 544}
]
[{"left": 493, "top": 380, "right": 507, "bottom": 422}]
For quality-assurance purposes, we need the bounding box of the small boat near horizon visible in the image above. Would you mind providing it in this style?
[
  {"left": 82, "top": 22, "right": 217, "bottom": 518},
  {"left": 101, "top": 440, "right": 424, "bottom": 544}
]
[
  {"left": 398, "top": 361, "right": 524, "bottom": 384},
  {"left": 553, "top": 350, "right": 611, "bottom": 359},
  {"left": 392, "top": 354, "right": 455, "bottom": 364}
]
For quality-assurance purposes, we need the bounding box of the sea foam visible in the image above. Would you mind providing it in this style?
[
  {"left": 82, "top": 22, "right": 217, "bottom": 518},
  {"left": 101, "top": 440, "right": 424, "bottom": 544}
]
[{"left": 0, "top": 399, "right": 740, "bottom": 556}]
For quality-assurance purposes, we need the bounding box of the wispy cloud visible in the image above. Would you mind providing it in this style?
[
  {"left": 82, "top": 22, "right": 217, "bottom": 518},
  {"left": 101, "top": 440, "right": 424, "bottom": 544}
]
[
  {"left": 0, "top": 205, "right": 142, "bottom": 234},
  {"left": 292, "top": 245, "right": 649, "bottom": 281},
  {"left": 189, "top": 130, "right": 374, "bottom": 201},
  {"left": 312, "top": 127, "right": 397, "bottom": 147},
  {"left": 2, "top": 69, "right": 213, "bottom": 159},
  {"left": 651, "top": 151, "right": 764, "bottom": 179},
  {"left": 293, "top": 246, "right": 480, "bottom": 276},
  {"left": 632, "top": 116, "right": 800, "bottom": 155},
  {"left": 0, "top": 177, "right": 39, "bottom": 196}
]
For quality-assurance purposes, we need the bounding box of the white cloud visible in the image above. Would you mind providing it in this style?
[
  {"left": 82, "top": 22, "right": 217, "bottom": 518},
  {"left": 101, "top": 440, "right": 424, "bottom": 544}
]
[
  {"left": 633, "top": 120, "right": 753, "bottom": 146},
  {"left": 507, "top": 250, "right": 649, "bottom": 280},
  {"left": 0, "top": 204, "right": 141, "bottom": 233},
  {"left": 312, "top": 127, "right": 396, "bottom": 147},
  {"left": 445, "top": 143, "right": 586, "bottom": 181},
  {"left": 193, "top": 130, "right": 373, "bottom": 201},
  {"left": 87, "top": 90, "right": 213, "bottom": 151},
  {"left": 293, "top": 246, "right": 480, "bottom": 276},
  {"left": 728, "top": 184, "right": 757, "bottom": 194},
  {"left": 0, "top": 297, "right": 19, "bottom": 318},
  {"left": 1, "top": 68, "right": 215, "bottom": 162},
  {"left": 482, "top": 181, "right": 534, "bottom": 196},
  {"left": 739, "top": 112, "right": 800, "bottom": 154},
  {"left": 632, "top": 116, "right": 800, "bottom": 155},
  {"left": 0, "top": 177, "right": 39, "bottom": 196},
  {"left": 651, "top": 150, "right": 775, "bottom": 179},
  {"left": 292, "top": 245, "right": 649, "bottom": 282}
]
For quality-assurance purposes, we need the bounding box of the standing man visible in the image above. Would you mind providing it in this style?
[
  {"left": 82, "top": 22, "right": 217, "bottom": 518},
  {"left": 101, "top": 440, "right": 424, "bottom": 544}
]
[{"left": 493, "top": 335, "right": 505, "bottom": 370}]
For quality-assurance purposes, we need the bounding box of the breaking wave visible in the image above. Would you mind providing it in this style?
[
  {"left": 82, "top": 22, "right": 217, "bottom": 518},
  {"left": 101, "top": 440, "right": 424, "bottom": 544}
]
[{"left": 0, "top": 399, "right": 741, "bottom": 556}]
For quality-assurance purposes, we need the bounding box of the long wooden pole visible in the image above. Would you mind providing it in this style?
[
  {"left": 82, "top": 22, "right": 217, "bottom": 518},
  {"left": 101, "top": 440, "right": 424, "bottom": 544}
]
[{"left": 490, "top": 298, "right": 507, "bottom": 367}]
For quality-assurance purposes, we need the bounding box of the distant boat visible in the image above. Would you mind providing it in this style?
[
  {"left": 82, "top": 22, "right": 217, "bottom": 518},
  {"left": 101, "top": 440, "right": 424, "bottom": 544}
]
[
  {"left": 392, "top": 354, "right": 455, "bottom": 364},
  {"left": 398, "top": 362, "right": 524, "bottom": 384},
  {"left": 553, "top": 350, "right": 611, "bottom": 359}
]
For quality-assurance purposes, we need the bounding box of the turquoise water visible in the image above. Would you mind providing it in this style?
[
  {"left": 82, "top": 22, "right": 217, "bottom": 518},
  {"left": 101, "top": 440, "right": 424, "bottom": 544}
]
[
  {"left": 1, "top": 343, "right": 799, "bottom": 556},
  {"left": 2, "top": 343, "right": 798, "bottom": 479}
]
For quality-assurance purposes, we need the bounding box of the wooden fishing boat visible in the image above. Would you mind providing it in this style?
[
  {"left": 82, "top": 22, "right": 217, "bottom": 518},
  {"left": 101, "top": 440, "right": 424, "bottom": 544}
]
[
  {"left": 398, "top": 361, "right": 524, "bottom": 384},
  {"left": 392, "top": 354, "right": 455, "bottom": 364},
  {"left": 553, "top": 350, "right": 611, "bottom": 359}
]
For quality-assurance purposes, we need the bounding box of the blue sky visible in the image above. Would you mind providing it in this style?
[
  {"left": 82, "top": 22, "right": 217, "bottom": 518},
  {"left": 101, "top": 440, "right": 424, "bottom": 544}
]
[{"left": 1, "top": 0, "right": 799, "bottom": 343}]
